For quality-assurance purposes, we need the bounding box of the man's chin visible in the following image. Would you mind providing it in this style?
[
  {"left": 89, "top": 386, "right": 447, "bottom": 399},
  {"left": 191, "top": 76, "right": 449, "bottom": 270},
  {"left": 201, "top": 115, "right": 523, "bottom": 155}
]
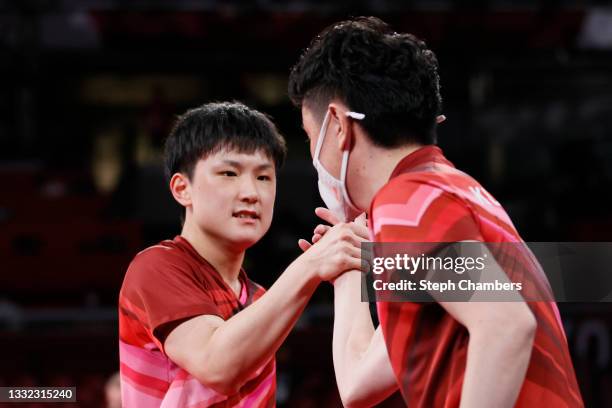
[{"left": 227, "top": 234, "right": 263, "bottom": 252}]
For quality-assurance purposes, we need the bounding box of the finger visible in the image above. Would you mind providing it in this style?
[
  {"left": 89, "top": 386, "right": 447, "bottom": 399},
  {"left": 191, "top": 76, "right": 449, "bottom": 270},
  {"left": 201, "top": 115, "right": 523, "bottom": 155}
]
[
  {"left": 345, "top": 229, "right": 369, "bottom": 248},
  {"left": 436, "top": 114, "right": 446, "bottom": 124},
  {"left": 312, "top": 233, "right": 322, "bottom": 243},
  {"left": 361, "top": 247, "right": 374, "bottom": 261},
  {"left": 353, "top": 245, "right": 374, "bottom": 273},
  {"left": 315, "top": 207, "right": 342, "bottom": 226},
  {"left": 343, "top": 256, "right": 365, "bottom": 274},
  {"left": 350, "top": 223, "right": 370, "bottom": 241},
  {"left": 336, "top": 243, "right": 366, "bottom": 264},
  {"left": 298, "top": 239, "right": 312, "bottom": 252},
  {"left": 314, "top": 224, "right": 330, "bottom": 235},
  {"left": 352, "top": 253, "right": 371, "bottom": 273},
  {"left": 328, "top": 226, "right": 361, "bottom": 247},
  {"left": 347, "top": 244, "right": 365, "bottom": 261}
]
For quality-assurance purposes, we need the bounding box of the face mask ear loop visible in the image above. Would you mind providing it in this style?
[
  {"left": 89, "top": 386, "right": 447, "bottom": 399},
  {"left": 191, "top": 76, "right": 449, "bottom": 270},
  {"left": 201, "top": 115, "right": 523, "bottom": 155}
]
[
  {"left": 313, "top": 111, "right": 331, "bottom": 165},
  {"left": 340, "top": 142, "right": 350, "bottom": 183},
  {"left": 339, "top": 133, "right": 360, "bottom": 211}
]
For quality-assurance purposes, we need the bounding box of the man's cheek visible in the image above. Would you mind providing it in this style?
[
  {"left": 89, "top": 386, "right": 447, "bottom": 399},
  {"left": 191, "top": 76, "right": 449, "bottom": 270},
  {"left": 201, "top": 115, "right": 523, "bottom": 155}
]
[
  {"left": 263, "top": 204, "right": 275, "bottom": 227},
  {"left": 263, "top": 207, "right": 274, "bottom": 225}
]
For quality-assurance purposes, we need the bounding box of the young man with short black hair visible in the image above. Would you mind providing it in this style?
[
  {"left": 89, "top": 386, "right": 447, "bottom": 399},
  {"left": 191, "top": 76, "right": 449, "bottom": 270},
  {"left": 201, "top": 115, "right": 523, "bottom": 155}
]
[
  {"left": 290, "top": 17, "right": 583, "bottom": 408},
  {"left": 118, "top": 101, "right": 367, "bottom": 407}
]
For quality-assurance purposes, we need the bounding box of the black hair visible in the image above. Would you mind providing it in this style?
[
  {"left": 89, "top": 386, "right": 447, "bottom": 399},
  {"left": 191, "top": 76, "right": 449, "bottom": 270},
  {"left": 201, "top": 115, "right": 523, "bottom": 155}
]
[
  {"left": 164, "top": 101, "right": 287, "bottom": 182},
  {"left": 288, "top": 16, "right": 442, "bottom": 146}
]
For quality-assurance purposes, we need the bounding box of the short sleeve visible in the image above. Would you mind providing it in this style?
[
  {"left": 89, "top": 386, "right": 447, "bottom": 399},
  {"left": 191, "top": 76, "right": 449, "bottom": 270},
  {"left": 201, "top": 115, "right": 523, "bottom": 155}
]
[
  {"left": 121, "top": 247, "right": 222, "bottom": 349},
  {"left": 371, "top": 180, "right": 483, "bottom": 243}
]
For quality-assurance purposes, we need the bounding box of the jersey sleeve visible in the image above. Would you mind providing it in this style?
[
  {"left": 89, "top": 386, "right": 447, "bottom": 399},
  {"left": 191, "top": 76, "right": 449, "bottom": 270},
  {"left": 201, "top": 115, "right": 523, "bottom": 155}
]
[
  {"left": 370, "top": 180, "right": 484, "bottom": 243},
  {"left": 120, "top": 247, "right": 222, "bottom": 350}
]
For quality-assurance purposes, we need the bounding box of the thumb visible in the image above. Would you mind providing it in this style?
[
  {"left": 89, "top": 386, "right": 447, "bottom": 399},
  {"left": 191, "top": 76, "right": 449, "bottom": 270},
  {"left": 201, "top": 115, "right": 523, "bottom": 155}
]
[{"left": 315, "top": 207, "right": 342, "bottom": 226}]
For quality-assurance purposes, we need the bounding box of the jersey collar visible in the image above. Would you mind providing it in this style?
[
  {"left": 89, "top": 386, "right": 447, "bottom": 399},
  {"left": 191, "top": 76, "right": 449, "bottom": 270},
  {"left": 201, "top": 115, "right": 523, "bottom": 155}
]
[
  {"left": 389, "top": 145, "right": 453, "bottom": 180},
  {"left": 174, "top": 235, "right": 248, "bottom": 292}
]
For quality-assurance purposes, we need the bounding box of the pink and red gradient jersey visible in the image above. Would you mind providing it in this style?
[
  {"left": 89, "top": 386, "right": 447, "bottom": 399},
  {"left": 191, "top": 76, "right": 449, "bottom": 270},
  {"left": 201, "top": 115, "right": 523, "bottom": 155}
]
[
  {"left": 118, "top": 236, "right": 275, "bottom": 407},
  {"left": 369, "top": 146, "right": 583, "bottom": 407}
]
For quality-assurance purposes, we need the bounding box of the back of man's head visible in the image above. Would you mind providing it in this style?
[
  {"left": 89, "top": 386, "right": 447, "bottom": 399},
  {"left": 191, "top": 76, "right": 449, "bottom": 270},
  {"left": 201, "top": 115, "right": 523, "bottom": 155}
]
[{"left": 288, "top": 16, "right": 442, "bottom": 147}]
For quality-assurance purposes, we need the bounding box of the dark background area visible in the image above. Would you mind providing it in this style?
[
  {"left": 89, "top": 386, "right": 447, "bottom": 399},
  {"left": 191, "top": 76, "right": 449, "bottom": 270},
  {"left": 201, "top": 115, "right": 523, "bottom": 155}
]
[{"left": 1, "top": 0, "right": 612, "bottom": 407}]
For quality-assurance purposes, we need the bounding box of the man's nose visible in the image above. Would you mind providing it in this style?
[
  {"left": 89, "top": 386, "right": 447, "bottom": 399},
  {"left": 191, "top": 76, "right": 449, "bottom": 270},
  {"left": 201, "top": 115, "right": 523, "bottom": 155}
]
[{"left": 239, "top": 176, "right": 259, "bottom": 203}]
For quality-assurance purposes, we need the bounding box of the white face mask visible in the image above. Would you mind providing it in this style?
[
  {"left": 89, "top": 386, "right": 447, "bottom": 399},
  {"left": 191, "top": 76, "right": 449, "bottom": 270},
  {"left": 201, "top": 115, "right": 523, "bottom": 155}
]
[{"left": 313, "top": 110, "right": 365, "bottom": 222}]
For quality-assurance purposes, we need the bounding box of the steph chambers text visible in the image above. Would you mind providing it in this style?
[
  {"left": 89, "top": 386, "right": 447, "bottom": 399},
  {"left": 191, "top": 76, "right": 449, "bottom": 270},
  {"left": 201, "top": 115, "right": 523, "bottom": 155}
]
[{"left": 373, "top": 279, "right": 523, "bottom": 293}]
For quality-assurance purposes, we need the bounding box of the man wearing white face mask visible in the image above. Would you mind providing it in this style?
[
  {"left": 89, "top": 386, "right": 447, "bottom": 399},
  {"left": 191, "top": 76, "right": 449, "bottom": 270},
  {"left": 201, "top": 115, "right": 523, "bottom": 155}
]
[
  {"left": 290, "top": 16, "right": 582, "bottom": 408},
  {"left": 311, "top": 110, "right": 364, "bottom": 222}
]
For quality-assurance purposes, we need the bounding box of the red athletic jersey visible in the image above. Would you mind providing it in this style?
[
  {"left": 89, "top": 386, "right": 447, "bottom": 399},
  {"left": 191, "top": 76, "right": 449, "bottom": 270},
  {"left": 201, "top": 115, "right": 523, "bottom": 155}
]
[
  {"left": 369, "top": 146, "right": 583, "bottom": 407},
  {"left": 118, "top": 236, "right": 275, "bottom": 407}
]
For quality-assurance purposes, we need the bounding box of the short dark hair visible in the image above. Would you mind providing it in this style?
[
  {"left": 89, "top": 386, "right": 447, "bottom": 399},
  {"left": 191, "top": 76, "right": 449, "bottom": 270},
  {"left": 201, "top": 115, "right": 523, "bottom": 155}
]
[
  {"left": 288, "top": 16, "right": 442, "bottom": 147},
  {"left": 164, "top": 101, "right": 287, "bottom": 181}
]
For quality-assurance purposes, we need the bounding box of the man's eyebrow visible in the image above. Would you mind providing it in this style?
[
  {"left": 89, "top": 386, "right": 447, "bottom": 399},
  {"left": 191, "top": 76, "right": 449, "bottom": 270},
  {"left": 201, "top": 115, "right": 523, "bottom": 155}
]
[
  {"left": 221, "top": 160, "right": 242, "bottom": 168},
  {"left": 255, "top": 163, "right": 274, "bottom": 171},
  {"left": 220, "top": 160, "right": 273, "bottom": 171}
]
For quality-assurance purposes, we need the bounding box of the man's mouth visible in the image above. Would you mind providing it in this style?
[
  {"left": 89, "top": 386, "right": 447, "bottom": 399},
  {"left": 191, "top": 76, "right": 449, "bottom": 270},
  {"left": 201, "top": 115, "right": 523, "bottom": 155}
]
[{"left": 232, "top": 210, "right": 260, "bottom": 220}]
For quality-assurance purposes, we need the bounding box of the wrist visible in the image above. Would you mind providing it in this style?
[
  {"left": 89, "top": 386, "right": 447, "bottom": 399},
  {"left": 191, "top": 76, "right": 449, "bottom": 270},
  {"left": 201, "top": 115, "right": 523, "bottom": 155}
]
[
  {"left": 292, "top": 253, "right": 323, "bottom": 287},
  {"left": 333, "top": 270, "right": 361, "bottom": 289}
]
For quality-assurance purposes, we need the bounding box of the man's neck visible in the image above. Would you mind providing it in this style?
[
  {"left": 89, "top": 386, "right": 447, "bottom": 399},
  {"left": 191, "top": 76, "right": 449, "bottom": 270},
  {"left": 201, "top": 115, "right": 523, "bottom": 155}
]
[
  {"left": 180, "top": 220, "right": 244, "bottom": 294},
  {"left": 354, "top": 143, "right": 423, "bottom": 210}
]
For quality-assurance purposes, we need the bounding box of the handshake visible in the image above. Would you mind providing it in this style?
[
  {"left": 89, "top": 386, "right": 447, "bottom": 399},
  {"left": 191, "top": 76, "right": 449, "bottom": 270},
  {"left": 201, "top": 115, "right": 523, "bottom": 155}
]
[{"left": 296, "top": 207, "right": 369, "bottom": 283}]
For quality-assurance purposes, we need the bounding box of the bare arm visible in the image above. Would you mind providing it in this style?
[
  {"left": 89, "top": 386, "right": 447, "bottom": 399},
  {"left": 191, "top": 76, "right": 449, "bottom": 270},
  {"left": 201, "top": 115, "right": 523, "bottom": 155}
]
[
  {"left": 333, "top": 271, "right": 397, "bottom": 408},
  {"left": 306, "top": 209, "right": 397, "bottom": 407},
  {"left": 440, "top": 300, "right": 535, "bottom": 408},
  {"left": 165, "top": 222, "right": 365, "bottom": 395},
  {"left": 440, "top": 244, "right": 536, "bottom": 408}
]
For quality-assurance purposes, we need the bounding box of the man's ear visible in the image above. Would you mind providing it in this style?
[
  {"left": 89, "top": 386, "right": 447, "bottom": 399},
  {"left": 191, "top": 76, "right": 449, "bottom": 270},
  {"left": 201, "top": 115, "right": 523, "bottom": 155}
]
[
  {"left": 170, "top": 173, "right": 191, "bottom": 207},
  {"left": 328, "top": 103, "right": 353, "bottom": 151}
]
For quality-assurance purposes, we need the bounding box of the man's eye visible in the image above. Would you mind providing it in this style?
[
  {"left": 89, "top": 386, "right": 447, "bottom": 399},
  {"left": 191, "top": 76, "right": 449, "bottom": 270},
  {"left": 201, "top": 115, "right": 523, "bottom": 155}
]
[
  {"left": 258, "top": 175, "right": 271, "bottom": 181},
  {"left": 220, "top": 171, "right": 237, "bottom": 177}
]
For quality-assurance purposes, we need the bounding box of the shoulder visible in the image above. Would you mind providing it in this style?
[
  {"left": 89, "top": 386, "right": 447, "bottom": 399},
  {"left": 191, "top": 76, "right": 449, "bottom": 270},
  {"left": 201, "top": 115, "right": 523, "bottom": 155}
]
[
  {"left": 131, "top": 240, "right": 188, "bottom": 269},
  {"left": 373, "top": 176, "right": 442, "bottom": 211},
  {"left": 370, "top": 176, "right": 479, "bottom": 239},
  {"left": 136, "top": 238, "right": 182, "bottom": 258},
  {"left": 123, "top": 240, "right": 194, "bottom": 288},
  {"left": 373, "top": 173, "right": 472, "bottom": 212}
]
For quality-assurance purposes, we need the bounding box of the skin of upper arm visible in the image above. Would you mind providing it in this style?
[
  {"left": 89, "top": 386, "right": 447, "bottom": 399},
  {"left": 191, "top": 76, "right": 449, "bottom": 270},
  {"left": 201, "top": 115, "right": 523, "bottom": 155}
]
[
  {"left": 439, "top": 300, "right": 535, "bottom": 337},
  {"left": 343, "top": 327, "right": 398, "bottom": 408},
  {"left": 164, "top": 314, "right": 228, "bottom": 388},
  {"left": 437, "top": 243, "right": 536, "bottom": 334}
]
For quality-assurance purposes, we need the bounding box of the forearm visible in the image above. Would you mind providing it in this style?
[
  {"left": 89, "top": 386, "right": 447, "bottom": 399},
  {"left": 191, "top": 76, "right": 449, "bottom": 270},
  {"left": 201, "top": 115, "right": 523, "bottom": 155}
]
[
  {"left": 460, "top": 324, "right": 535, "bottom": 408},
  {"left": 203, "top": 257, "right": 320, "bottom": 386},
  {"left": 333, "top": 271, "right": 376, "bottom": 400}
]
